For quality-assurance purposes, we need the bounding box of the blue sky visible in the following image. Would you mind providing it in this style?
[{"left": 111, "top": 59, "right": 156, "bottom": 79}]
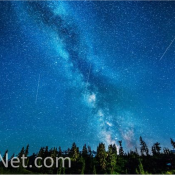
[{"left": 0, "top": 1, "right": 175, "bottom": 155}]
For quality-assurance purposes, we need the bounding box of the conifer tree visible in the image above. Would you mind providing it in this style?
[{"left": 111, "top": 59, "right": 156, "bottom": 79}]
[
  {"left": 37, "top": 147, "right": 44, "bottom": 172},
  {"left": 58, "top": 146, "right": 62, "bottom": 156},
  {"left": 112, "top": 144, "right": 117, "bottom": 155},
  {"left": 51, "top": 147, "right": 57, "bottom": 173},
  {"left": 135, "top": 147, "right": 139, "bottom": 156},
  {"left": 44, "top": 146, "right": 49, "bottom": 158},
  {"left": 136, "top": 159, "right": 145, "bottom": 174},
  {"left": 24, "top": 145, "right": 29, "bottom": 167},
  {"left": 18, "top": 147, "right": 25, "bottom": 169},
  {"left": 25, "top": 145, "right": 29, "bottom": 157},
  {"left": 107, "top": 144, "right": 117, "bottom": 173},
  {"left": 118, "top": 141, "right": 124, "bottom": 156},
  {"left": 170, "top": 138, "right": 175, "bottom": 149},
  {"left": 155, "top": 142, "right": 161, "bottom": 154},
  {"left": 87, "top": 146, "right": 92, "bottom": 157},
  {"left": 38, "top": 147, "right": 44, "bottom": 158},
  {"left": 82, "top": 144, "right": 88, "bottom": 158},
  {"left": 152, "top": 142, "right": 161, "bottom": 155},
  {"left": 163, "top": 147, "right": 170, "bottom": 155},
  {"left": 18, "top": 147, "right": 25, "bottom": 158},
  {"left": 96, "top": 143, "right": 107, "bottom": 173},
  {"left": 71, "top": 143, "right": 79, "bottom": 161},
  {"left": 140, "top": 137, "right": 149, "bottom": 156}
]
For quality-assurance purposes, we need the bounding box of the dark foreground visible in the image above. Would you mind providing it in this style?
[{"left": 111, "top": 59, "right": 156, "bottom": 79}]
[{"left": 1, "top": 137, "right": 175, "bottom": 174}]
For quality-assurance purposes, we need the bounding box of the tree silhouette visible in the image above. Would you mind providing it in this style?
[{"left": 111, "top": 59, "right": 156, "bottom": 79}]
[
  {"left": 140, "top": 137, "right": 149, "bottom": 156},
  {"left": 0, "top": 137, "right": 175, "bottom": 174},
  {"left": 82, "top": 144, "right": 88, "bottom": 158},
  {"left": 70, "top": 143, "right": 79, "bottom": 161},
  {"left": 152, "top": 142, "right": 161, "bottom": 155},
  {"left": 163, "top": 147, "right": 170, "bottom": 155},
  {"left": 171, "top": 138, "right": 175, "bottom": 149},
  {"left": 112, "top": 144, "right": 117, "bottom": 155},
  {"left": 87, "top": 146, "right": 92, "bottom": 157},
  {"left": 25, "top": 145, "right": 29, "bottom": 157},
  {"left": 18, "top": 147, "right": 25, "bottom": 158},
  {"left": 119, "top": 140, "right": 124, "bottom": 156}
]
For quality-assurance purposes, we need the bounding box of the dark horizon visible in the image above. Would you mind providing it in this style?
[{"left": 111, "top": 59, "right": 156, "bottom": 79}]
[{"left": 0, "top": 1, "right": 175, "bottom": 156}]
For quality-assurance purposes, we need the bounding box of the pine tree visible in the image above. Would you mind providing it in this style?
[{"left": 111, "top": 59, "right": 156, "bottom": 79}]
[
  {"left": 107, "top": 144, "right": 117, "bottom": 173},
  {"left": 118, "top": 141, "right": 124, "bottom": 156},
  {"left": 38, "top": 147, "right": 44, "bottom": 172},
  {"left": 18, "top": 147, "right": 25, "bottom": 158},
  {"left": 96, "top": 143, "right": 107, "bottom": 173},
  {"left": 18, "top": 147, "right": 25, "bottom": 169},
  {"left": 58, "top": 146, "right": 62, "bottom": 156},
  {"left": 152, "top": 142, "right": 161, "bottom": 155},
  {"left": 38, "top": 147, "right": 44, "bottom": 158},
  {"left": 155, "top": 142, "right": 161, "bottom": 154},
  {"left": 51, "top": 147, "right": 57, "bottom": 173},
  {"left": 25, "top": 145, "right": 29, "bottom": 157},
  {"left": 71, "top": 143, "right": 79, "bottom": 161},
  {"left": 112, "top": 144, "right": 117, "bottom": 155},
  {"left": 87, "top": 146, "right": 92, "bottom": 157},
  {"left": 140, "top": 137, "right": 149, "bottom": 156},
  {"left": 170, "top": 138, "right": 175, "bottom": 149},
  {"left": 24, "top": 145, "right": 29, "bottom": 168},
  {"left": 163, "top": 147, "right": 170, "bottom": 155},
  {"left": 135, "top": 147, "right": 139, "bottom": 156},
  {"left": 136, "top": 159, "right": 145, "bottom": 174},
  {"left": 44, "top": 146, "right": 49, "bottom": 158},
  {"left": 82, "top": 144, "right": 88, "bottom": 158}
]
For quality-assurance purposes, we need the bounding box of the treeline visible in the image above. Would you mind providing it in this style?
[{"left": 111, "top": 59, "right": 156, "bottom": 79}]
[{"left": 1, "top": 137, "right": 175, "bottom": 174}]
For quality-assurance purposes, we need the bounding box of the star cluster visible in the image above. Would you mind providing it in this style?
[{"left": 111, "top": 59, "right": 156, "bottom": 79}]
[{"left": 0, "top": 1, "right": 175, "bottom": 154}]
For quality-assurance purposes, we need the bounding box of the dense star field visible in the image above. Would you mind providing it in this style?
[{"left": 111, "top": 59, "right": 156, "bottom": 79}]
[{"left": 0, "top": 1, "right": 175, "bottom": 155}]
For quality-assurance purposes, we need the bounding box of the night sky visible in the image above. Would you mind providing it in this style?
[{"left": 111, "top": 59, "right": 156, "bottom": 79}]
[{"left": 0, "top": 1, "right": 175, "bottom": 155}]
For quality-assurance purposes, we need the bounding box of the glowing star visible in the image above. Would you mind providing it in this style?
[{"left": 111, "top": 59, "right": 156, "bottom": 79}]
[
  {"left": 88, "top": 93, "right": 96, "bottom": 103},
  {"left": 97, "top": 110, "right": 104, "bottom": 117},
  {"left": 106, "top": 121, "right": 112, "bottom": 127}
]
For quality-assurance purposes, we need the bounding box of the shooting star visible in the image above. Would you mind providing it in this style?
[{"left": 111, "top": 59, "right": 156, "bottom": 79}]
[
  {"left": 35, "top": 74, "right": 40, "bottom": 104},
  {"left": 159, "top": 36, "right": 175, "bottom": 61}
]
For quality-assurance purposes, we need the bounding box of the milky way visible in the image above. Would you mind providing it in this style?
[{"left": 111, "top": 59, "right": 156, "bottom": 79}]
[{"left": 1, "top": 1, "right": 175, "bottom": 154}]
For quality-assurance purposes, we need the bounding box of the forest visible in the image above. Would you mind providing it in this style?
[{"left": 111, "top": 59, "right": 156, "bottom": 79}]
[{"left": 0, "top": 137, "right": 175, "bottom": 174}]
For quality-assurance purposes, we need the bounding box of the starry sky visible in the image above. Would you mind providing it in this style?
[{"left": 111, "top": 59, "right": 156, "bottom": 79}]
[{"left": 0, "top": 1, "right": 175, "bottom": 155}]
